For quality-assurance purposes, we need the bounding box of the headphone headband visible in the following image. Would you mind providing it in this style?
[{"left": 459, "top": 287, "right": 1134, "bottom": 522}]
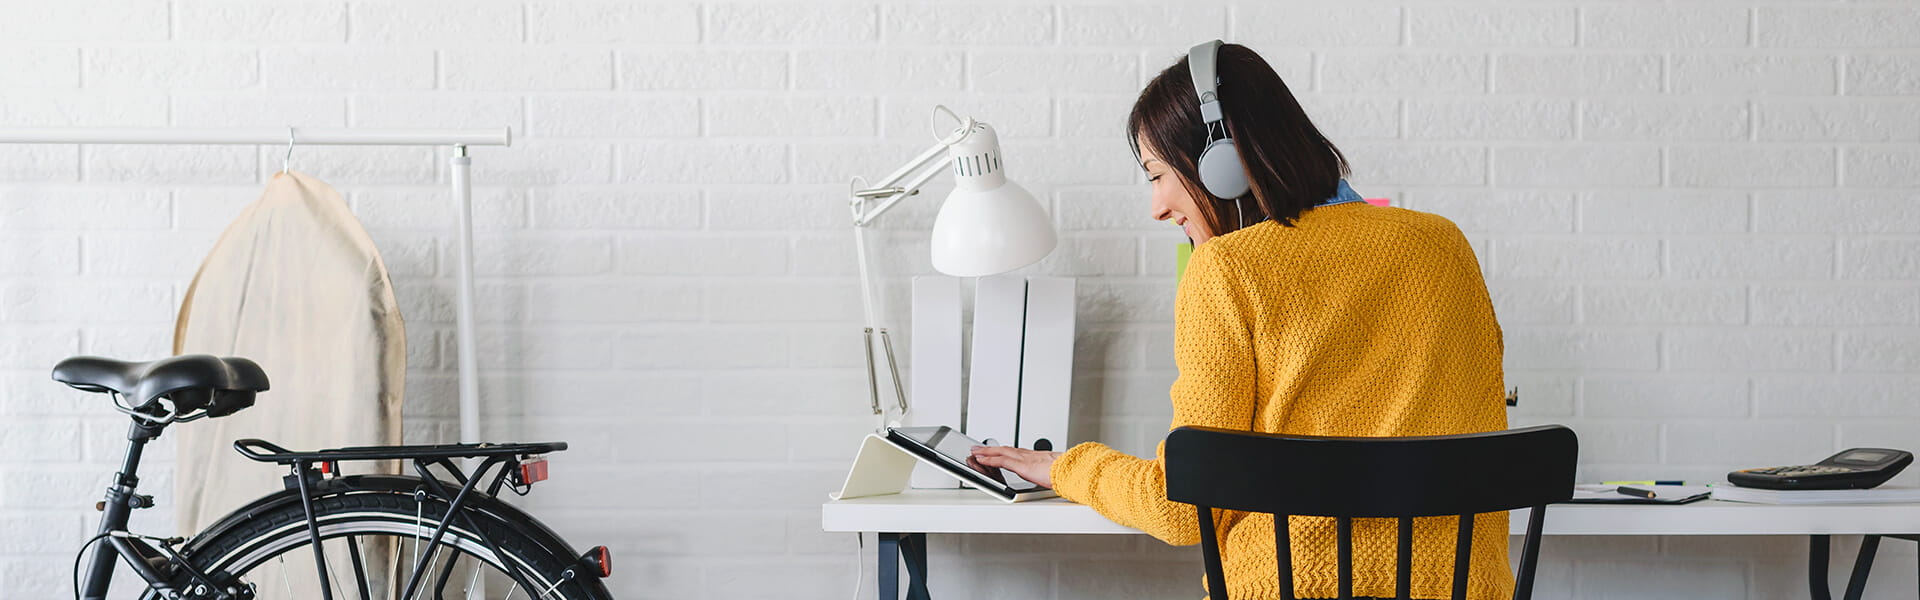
[
  {"left": 1188, "top": 40, "right": 1226, "bottom": 126},
  {"left": 1185, "top": 39, "right": 1251, "bottom": 200}
]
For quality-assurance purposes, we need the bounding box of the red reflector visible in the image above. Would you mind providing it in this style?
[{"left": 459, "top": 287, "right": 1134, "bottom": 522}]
[
  {"left": 588, "top": 546, "right": 611, "bottom": 577},
  {"left": 519, "top": 459, "right": 549, "bottom": 484},
  {"left": 319, "top": 461, "right": 332, "bottom": 475}
]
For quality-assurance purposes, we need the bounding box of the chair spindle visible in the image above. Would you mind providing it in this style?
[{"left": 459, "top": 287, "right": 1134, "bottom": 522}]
[
  {"left": 1517, "top": 506, "right": 1550, "bottom": 600},
  {"left": 1198, "top": 505, "right": 1229, "bottom": 600},
  {"left": 1451, "top": 513, "right": 1475, "bottom": 600},
  {"left": 1275, "top": 514, "right": 1295, "bottom": 600}
]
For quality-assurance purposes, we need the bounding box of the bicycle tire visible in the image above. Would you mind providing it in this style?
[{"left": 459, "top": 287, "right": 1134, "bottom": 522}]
[{"left": 150, "top": 475, "right": 611, "bottom": 600}]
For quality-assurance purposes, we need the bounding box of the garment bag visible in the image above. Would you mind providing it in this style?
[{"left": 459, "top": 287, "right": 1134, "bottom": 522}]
[{"left": 172, "top": 171, "right": 406, "bottom": 598}]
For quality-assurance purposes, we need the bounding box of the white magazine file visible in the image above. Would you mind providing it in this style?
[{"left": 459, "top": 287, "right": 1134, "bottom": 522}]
[
  {"left": 1016, "top": 276, "right": 1075, "bottom": 451},
  {"left": 907, "top": 276, "right": 964, "bottom": 488},
  {"left": 965, "top": 275, "right": 1026, "bottom": 449}
]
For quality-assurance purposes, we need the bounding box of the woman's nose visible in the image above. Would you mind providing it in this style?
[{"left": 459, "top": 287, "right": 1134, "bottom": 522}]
[{"left": 1150, "top": 200, "right": 1172, "bottom": 222}]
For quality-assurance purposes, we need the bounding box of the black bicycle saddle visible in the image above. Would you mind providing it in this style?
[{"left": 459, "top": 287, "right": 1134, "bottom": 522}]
[{"left": 53, "top": 355, "right": 269, "bottom": 416}]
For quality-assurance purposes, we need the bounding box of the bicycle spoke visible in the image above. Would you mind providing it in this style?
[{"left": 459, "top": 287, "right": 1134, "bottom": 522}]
[
  {"left": 405, "top": 541, "right": 445, "bottom": 600},
  {"left": 389, "top": 537, "right": 403, "bottom": 600},
  {"left": 278, "top": 554, "right": 294, "bottom": 599},
  {"left": 503, "top": 581, "right": 520, "bottom": 600},
  {"left": 462, "top": 559, "right": 482, "bottom": 599},
  {"left": 322, "top": 538, "right": 350, "bottom": 600}
]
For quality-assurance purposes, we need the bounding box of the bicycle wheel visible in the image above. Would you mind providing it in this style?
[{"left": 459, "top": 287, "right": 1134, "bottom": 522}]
[{"left": 153, "top": 475, "right": 611, "bottom": 600}]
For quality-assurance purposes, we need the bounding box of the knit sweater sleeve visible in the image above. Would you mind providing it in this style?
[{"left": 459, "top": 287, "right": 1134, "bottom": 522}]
[{"left": 1050, "top": 243, "right": 1259, "bottom": 546}]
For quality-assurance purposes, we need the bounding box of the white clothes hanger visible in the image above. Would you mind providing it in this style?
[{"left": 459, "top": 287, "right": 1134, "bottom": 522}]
[{"left": 282, "top": 126, "right": 295, "bottom": 174}]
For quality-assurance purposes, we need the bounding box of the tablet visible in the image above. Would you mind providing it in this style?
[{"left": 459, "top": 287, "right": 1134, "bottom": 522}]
[{"left": 885, "top": 426, "right": 1056, "bottom": 502}]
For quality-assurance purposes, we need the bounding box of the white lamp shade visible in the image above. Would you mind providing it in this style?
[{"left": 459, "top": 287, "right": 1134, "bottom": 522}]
[
  {"left": 927, "top": 120, "right": 1056, "bottom": 276},
  {"left": 930, "top": 181, "right": 1057, "bottom": 277}
]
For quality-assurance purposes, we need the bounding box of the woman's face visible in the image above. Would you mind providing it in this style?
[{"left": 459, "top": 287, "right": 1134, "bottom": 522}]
[{"left": 1139, "top": 139, "right": 1215, "bottom": 244}]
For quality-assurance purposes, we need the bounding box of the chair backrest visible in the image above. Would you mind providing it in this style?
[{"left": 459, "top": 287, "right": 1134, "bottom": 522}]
[{"left": 1165, "top": 425, "right": 1577, "bottom": 600}]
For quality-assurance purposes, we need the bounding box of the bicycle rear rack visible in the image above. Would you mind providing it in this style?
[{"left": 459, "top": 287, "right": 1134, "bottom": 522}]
[
  {"left": 233, "top": 438, "right": 575, "bottom": 600},
  {"left": 233, "top": 438, "right": 567, "bottom": 464}
]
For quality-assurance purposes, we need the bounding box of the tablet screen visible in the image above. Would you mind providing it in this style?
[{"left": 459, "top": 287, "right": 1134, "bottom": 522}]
[{"left": 890, "top": 426, "right": 1042, "bottom": 490}]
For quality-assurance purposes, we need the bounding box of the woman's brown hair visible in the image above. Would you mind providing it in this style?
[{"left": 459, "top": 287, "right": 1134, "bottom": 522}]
[{"left": 1127, "top": 43, "right": 1349, "bottom": 236}]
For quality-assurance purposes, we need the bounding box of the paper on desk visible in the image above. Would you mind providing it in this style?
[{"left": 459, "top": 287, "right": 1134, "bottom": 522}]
[{"left": 1572, "top": 484, "right": 1714, "bottom": 502}]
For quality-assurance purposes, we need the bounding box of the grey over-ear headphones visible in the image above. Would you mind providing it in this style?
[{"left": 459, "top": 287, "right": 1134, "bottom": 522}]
[{"left": 1189, "top": 39, "right": 1250, "bottom": 200}]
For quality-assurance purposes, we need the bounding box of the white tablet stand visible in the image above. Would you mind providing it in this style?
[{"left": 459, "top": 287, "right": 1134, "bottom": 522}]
[{"left": 831, "top": 434, "right": 1056, "bottom": 503}]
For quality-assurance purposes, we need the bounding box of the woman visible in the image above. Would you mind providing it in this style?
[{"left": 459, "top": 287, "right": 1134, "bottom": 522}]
[{"left": 971, "top": 42, "right": 1511, "bottom": 600}]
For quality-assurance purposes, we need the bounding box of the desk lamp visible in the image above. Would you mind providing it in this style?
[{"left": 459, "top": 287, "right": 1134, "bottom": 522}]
[{"left": 847, "top": 106, "right": 1056, "bottom": 424}]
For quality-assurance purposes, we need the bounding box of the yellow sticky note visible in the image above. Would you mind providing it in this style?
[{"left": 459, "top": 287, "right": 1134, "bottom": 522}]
[{"left": 1175, "top": 242, "right": 1192, "bottom": 283}]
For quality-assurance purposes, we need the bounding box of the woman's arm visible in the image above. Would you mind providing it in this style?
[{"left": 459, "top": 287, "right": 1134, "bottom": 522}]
[{"left": 1047, "top": 243, "right": 1262, "bottom": 545}]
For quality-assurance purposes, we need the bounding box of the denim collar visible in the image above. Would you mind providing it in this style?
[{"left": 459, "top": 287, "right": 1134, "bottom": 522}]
[
  {"left": 1316, "top": 179, "right": 1365, "bottom": 207},
  {"left": 1234, "top": 179, "right": 1364, "bottom": 230}
]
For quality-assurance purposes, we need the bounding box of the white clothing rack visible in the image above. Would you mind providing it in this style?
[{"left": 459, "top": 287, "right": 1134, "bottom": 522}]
[
  {"left": 0, "top": 127, "right": 512, "bottom": 445},
  {"left": 0, "top": 127, "right": 509, "bottom": 147}
]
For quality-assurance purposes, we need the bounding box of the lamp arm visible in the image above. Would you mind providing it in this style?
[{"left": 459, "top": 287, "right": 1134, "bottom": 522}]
[
  {"left": 848, "top": 142, "right": 946, "bottom": 422},
  {"left": 845, "top": 107, "right": 977, "bottom": 425},
  {"left": 848, "top": 140, "right": 947, "bottom": 327},
  {"left": 853, "top": 210, "right": 909, "bottom": 419},
  {"left": 850, "top": 136, "right": 957, "bottom": 227},
  {"left": 870, "top": 139, "right": 950, "bottom": 193},
  {"left": 855, "top": 162, "right": 949, "bottom": 227}
]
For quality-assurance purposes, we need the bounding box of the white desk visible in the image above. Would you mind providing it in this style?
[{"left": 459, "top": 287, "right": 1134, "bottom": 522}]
[{"left": 823, "top": 490, "right": 1920, "bottom": 599}]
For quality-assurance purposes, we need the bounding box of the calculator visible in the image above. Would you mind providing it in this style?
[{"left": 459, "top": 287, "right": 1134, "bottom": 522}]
[{"left": 1727, "top": 448, "right": 1913, "bottom": 490}]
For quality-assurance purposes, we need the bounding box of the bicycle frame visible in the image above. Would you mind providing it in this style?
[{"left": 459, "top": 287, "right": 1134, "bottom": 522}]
[
  {"left": 81, "top": 414, "right": 200, "bottom": 600},
  {"left": 81, "top": 410, "right": 577, "bottom": 600}
]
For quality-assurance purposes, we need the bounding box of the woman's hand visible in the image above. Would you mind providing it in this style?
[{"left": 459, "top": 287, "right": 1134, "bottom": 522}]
[{"left": 968, "top": 445, "right": 1063, "bottom": 488}]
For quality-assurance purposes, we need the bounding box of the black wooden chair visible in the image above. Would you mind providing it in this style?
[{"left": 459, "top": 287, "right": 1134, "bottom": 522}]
[{"left": 1165, "top": 425, "right": 1578, "bottom": 600}]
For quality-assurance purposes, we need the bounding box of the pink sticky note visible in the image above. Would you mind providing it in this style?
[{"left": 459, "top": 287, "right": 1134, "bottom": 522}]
[{"left": 1365, "top": 197, "right": 1391, "bottom": 207}]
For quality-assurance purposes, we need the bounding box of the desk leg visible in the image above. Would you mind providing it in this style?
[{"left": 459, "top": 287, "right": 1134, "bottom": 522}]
[
  {"left": 877, "top": 533, "right": 932, "bottom": 600},
  {"left": 1812, "top": 534, "right": 1899, "bottom": 600},
  {"left": 1842, "top": 535, "right": 1881, "bottom": 600},
  {"left": 901, "top": 533, "right": 931, "bottom": 600},
  {"left": 1812, "top": 535, "right": 1833, "bottom": 600},
  {"left": 879, "top": 533, "right": 900, "bottom": 600}
]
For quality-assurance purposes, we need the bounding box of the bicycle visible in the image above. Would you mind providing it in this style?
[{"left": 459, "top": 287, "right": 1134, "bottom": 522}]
[{"left": 52, "top": 354, "right": 615, "bottom": 600}]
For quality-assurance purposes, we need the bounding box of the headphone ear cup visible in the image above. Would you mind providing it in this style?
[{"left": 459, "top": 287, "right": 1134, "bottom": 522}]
[{"left": 1196, "top": 138, "right": 1250, "bottom": 199}]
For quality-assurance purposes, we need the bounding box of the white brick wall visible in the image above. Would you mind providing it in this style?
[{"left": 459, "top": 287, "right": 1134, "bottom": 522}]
[{"left": 1, "top": 2, "right": 1917, "bottom": 599}]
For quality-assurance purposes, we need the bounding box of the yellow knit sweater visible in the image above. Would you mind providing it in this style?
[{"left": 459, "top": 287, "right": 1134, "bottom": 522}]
[{"left": 1051, "top": 202, "right": 1511, "bottom": 600}]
